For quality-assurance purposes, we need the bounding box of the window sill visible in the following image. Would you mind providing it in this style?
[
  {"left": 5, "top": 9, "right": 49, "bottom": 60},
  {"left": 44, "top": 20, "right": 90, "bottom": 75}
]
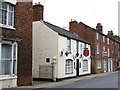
[
  {"left": 0, "top": 24, "right": 16, "bottom": 30},
  {"left": 83, "top": 70, "right": 88, "bottom": 72},
  {"left": 0, "top": 75, "right": 17, "bottom": 80},
  {"left": 97, "top": 67, "right": 102, "bottom": 69},
  {"left": 65, "top": 73, "right": 73, "bottom": 75}
]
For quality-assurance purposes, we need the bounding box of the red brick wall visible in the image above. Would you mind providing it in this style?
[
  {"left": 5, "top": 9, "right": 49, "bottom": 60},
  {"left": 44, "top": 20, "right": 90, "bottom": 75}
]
[
  {"left": 2, "top": 2, "right": 32, "bottom": 86},
  {"left": 33, "top": 3, "right": 44, "bottom": 21},
  {"left": 69, "top": 21, "right": 97, "bottom": 73},
  {"left": 69, "top": 20, "right": 120, "bottom": 73},
  {"left": 15, "top": 2, "right": 32, "bottom": 86}
]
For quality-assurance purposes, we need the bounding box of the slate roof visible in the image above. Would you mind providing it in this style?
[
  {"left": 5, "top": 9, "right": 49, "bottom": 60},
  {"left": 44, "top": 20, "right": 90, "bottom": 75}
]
[{"left": 44, "top": 21, "right": 90, "bottom": 44}]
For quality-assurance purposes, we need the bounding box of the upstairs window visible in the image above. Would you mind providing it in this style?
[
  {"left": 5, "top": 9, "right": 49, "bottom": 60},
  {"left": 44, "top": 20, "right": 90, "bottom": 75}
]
[
  {"left": 67, "top": 38, "right": 71, "bottom": 52},
  {"left": 96, "top": 33, "right": 99, "bottom": 40},
  {"left": 0, "top": 1, "right": 14, "bottom": 27},
  {"left": 96, "top": 44, "right": 99, "bottom": 54},
  {"left": 107, "top": 38, "right": 109, "bottom": 44}
]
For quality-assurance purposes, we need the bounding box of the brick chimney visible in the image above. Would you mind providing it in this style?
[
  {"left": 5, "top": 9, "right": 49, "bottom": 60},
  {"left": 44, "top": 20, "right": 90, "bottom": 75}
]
[
  {"left": 69, "top": 19, "right": 78, "bottom": 33},
  {"left": 33, "top": 2, "right": 44, "bottom": 21},
  {"left": 96, "top": 23, "right": 103, "bottom": 32},
  {"left": 107, "top": 30, "right": 113, "bottom": 38}
]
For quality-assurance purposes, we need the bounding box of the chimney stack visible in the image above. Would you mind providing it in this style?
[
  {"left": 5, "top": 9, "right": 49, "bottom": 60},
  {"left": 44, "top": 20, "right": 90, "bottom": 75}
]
[
  {"left": 96, "top": 23, "right": 103, "bottom": 32},
  {"left": 33, "top": 2, "right": 44, "bottom": 21},
  {"left": 107, "top": 30, "right": 113, "bottom": 37}
]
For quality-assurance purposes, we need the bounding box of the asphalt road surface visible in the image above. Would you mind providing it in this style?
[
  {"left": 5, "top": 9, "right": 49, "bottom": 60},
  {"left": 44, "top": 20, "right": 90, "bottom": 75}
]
[
  {"left": 55, "top": 72, "right": 119, "bottom": 88},
  {"left": 3, "top": 72, "right": 119, "bottom": 90}
]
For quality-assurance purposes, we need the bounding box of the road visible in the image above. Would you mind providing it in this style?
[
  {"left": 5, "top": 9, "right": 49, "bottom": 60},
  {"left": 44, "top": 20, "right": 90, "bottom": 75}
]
[
  {"left": 55, "top": 72, "right": 119, "bottom": 88},
  {"left": 3, "top": 72, "right": 119, "bottom": 90}
]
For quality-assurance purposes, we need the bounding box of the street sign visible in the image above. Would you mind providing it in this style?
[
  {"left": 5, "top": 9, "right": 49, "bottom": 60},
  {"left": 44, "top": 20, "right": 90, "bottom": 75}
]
[{"left": 102, "top": 50, "right": 108, "bottom": 57}]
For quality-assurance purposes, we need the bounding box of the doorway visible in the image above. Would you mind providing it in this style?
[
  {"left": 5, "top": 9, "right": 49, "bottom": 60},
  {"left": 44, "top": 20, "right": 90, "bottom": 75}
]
[{"left": 76, "top": 59, "right": 80, "bottom": 76}]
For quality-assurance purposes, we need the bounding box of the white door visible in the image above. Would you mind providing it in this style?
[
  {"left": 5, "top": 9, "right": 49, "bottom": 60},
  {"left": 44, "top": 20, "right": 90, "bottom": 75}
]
[
  {"left": 108, "top": 59, "right": 111, "bottom": 72},
  {"left": 111, "top": 60, "right": 113, "bottom": 72},
  {"left": 104, "top": 60, "right": 107, "bottom": 72}
]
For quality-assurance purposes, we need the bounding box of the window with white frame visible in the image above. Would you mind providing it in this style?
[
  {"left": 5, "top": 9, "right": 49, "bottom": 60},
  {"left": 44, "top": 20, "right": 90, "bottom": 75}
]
[
  {"left": 108, "top": 48, "right": 110, "bottom": 57},
  {"left": 96, "top": 33, "right": 99, "bottom": 40},
  {"left": 0, "top": 1, "right": 14, "bottom": 27},
  {"left": 65, "top": 59, "right": 73, "bottom": 74},
  {"left": 103, "top": 36, "right": 105, "bottom": 42},
  {"left": 107, "top": 38, "right": 109, "bottom": 44},
  {"left": 0, "top": 43, "right": 17, "bottom": 75},
  {"left": 103, "top": 46, "right": 105, "bottom": 51},
  {"left": 97, "top": 60, "right": 101, "bottom": 69},
  {"left": 67, "top": 38, "right": 71, "bottom": 52},
  {"left": 96, "top": 44, "right": 99, "bottom": 54},
  {"left": 76, "top": 41, "right": 79, "bottom": 53},
  {"left": 83, "top": 60, "right": 88, "bottom": 71}
]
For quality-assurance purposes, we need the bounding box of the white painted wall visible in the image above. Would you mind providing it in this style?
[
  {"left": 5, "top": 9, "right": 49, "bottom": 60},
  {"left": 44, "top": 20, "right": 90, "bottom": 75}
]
[
  {"left": 33, "top": 21, "right": 91, "bottom": 79},
  {"left": 0, "top": 76, "right": 17, "bottom": 89},
  {"left": 79, "top": 43, "right": 91, "bottom": 75},
  {"left": 58, "top": 36, "right": 76, "bottom": 78},
  {"left": 32, "top": 21, "right": 58, "bottom": 78}
]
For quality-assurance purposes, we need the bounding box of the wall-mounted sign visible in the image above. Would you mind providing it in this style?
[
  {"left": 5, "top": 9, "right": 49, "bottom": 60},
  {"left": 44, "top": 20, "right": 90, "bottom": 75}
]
[
  {"left": 102, "top": 50, "right": 108, "bottom": 57},
  {"left": 83, "top": 48, "right": 89, "bottom": 57}
]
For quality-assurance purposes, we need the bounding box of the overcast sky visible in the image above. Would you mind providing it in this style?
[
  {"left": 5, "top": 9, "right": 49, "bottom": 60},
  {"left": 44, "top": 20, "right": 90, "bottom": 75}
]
[{"left": 33, "top": 0, "right": 119, "bottom": 35}]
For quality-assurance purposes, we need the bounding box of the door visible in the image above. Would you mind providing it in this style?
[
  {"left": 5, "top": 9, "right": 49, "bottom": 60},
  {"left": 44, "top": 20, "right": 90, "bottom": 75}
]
[
  {"left": 76, "top": 59, "right": 79, "bottom": 76},
  {"left": 104, "top": 60, "right": 107, "bottom": 72},
  {"left": 108, "top": 59, "right": 111, "bottom": 72}
]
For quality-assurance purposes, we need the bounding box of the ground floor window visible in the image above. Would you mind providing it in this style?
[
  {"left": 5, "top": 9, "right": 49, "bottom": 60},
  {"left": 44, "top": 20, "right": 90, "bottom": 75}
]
[
  {"left": 97, "top": 60, "right": 101, "bottom": 69},
  {"left": 0, "top": 43, "right": 17, "bottom": 75},
  {"left": 83, "top": 60, "right": 88, "bottom": 72},
  {"left": 65, "top": 59, "right": 73, "bottom": 74}
]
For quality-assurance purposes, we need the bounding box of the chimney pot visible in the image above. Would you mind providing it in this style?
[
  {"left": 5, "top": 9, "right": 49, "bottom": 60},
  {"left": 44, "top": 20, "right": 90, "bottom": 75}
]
[
  {"left": 96, "top": 23, "right": 103, "bottom": 32},
  {"left": 38, "top": 2, "right": 40, "bottom": 4}
]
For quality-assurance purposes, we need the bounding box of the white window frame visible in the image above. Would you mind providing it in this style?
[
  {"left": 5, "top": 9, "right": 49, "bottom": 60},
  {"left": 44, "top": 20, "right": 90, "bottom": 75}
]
[
  {"left": 67, "top": 38, "right": 71, "bottom": 52},
  {"left": 97, "top": 60, "right": 101, "bottom": 69},
  {"left": 107, "top": 38, "right": 109, "bottom": 44},
  {"left": 65, "top": 59, "right": 73, "bottom": 74},
  {"left": 96, "top": 33, "right": 99, "bottom": 40},
  {"left": 108, "top": 48, "right": 110, "bottom": 57},
  {"left": 83, "top": 60, "right": 88, "bottom": 72},
  {"left": 0, "top": 42, "right": 17, "bottom": 76},
  {"left": 0, "top": 1, "right": 15, "bottom": 29},
  {"left": 96, "top": 44, "right": 99, "bottom": 54}
]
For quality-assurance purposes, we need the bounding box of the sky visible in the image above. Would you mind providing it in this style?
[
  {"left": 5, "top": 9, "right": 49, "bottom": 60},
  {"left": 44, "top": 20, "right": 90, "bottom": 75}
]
[{"left": 33, "top": 0, "right": 119, "bottom": 36}]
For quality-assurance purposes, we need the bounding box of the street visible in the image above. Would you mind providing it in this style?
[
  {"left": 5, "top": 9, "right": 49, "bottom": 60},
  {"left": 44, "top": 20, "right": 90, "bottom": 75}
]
[
  {"left": 55, "top": 72, "right": 119, "bottom": 88},
  {"left": 2, "top": 72, "right": 119, "bottom": 90}
]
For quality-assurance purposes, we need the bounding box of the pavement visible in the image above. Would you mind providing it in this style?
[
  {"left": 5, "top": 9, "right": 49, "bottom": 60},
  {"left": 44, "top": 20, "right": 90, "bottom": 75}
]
[{"left": 15, "top": 71, "right": 118, "bottom": 89}]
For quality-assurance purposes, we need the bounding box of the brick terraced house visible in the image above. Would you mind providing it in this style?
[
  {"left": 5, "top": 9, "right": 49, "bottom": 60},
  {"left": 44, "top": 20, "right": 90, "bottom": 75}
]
[
  {"left": 69, "top": 20, "right": 120, "bottom": 74},
  {"left": 0, "top": 0, "right": 32, "bottom": 89}
]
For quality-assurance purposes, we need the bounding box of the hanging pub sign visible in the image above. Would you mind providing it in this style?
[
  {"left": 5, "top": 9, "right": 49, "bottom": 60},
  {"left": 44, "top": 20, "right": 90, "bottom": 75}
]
[{"left": 83, "top": 48, "right": 89, "bottom": 57}]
